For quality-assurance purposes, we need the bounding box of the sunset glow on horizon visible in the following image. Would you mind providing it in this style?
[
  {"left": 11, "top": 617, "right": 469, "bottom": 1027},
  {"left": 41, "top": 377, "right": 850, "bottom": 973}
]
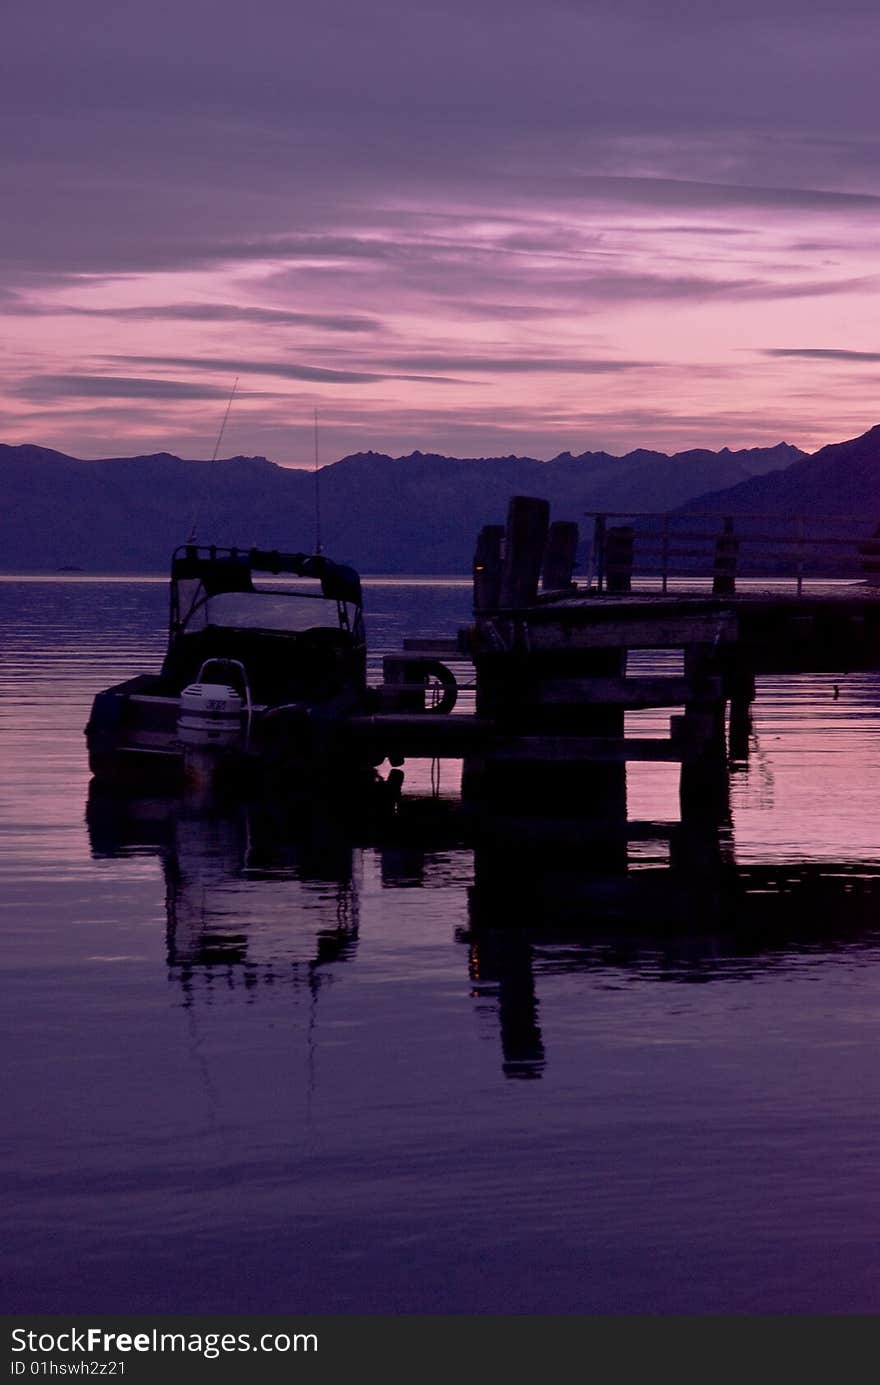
[{"left": 5, "top": 0, "right": 880, "bottom": 466}]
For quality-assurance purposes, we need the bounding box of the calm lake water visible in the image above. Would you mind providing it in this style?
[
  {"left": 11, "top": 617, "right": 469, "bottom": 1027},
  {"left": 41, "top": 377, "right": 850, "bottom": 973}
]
[{"left": 3, "top": 576, "right": 880, "bottom": 1314}]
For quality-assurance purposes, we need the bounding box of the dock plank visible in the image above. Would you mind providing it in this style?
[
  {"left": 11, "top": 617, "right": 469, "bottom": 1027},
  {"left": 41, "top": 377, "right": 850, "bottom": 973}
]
[{"left": 520, "top": 615, "right": 738, "bottom": 651}]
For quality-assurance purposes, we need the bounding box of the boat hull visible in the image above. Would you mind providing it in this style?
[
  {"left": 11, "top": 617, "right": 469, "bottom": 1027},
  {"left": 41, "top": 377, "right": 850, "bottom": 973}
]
[{"left": 86, "top": 679, "right": 377, "bottom": 791}]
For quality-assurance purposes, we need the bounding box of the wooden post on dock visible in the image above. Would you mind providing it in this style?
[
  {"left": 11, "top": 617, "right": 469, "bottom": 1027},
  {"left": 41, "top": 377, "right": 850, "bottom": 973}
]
[
  {"left": 473, "top": 524, "right": 505, "bottom": 611},
  {"left": 593, "top": 514, "right": 607, "bottom": 591},
  {"left": 541, "top": 520, "right": 579, "bottom": 593},
  {"left": 713, "top": 517, "right": 738, "bottom": 597},
  {"left": 606, "top": 525, "right": 634, "bottom": 594},
  {"left": 499, "top": 497, "right": 550, "bottom": 608}
]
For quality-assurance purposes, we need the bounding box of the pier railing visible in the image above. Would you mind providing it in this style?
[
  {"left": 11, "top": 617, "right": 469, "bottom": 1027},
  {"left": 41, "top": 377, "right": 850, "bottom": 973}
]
[{"left": 585, "top": 511, "right": 879, "bottom": 596}]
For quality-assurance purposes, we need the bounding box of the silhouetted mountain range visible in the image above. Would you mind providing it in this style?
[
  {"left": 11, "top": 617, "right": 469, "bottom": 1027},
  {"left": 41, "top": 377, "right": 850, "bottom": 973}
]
[
  {"left": 1, "top": 439, "right": 804, "bottom": 572},
  {"left": 636, "top": 427, "right": 880, "bottom": 577},
  {"left": 675, "top": 425, "right": 880, "bottom": 521}
]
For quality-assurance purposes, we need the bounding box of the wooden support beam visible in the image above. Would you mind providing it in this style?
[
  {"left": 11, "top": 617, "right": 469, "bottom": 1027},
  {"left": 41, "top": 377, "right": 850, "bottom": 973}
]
[
  {"left": 348, "top": 715, "right": 692, "bottom": 763},
  {"left": 519, "top": 675, "right": 718, "bottom": 708},
  {"left": 485, "top": 735, "right": 686, "bottom": 763},
  {"left": 679, "top": 757, "right": 733, "bottom": 832},
  {"left": 678, "top": 643, "right": 728, "bottom": 756},
  {"left": 347, "top": 713, "right": 491, "bottom": 758},
  {"left": 671, "top": 711, "right": 726, "bottom": 751}
]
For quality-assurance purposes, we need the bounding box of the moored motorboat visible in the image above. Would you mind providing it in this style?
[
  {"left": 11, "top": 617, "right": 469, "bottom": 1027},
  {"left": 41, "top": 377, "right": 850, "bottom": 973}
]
[{"left": 86, "top": 544, "right": 371, "bottom": 791}]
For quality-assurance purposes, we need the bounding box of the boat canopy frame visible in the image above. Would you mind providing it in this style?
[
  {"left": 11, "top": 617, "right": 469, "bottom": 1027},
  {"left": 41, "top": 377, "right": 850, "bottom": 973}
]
[{"left": 169, "top": 544, "right": 363, "bottom": 640}]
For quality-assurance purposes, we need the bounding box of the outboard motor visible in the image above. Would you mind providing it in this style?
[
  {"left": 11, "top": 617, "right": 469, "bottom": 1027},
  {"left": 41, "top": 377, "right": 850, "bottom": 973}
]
[
  {"left": 178, "top": 680, "right": 245, "bottom": 749},
  {"left": 177, "top": 661, "right": 249, "bottom": 801}
]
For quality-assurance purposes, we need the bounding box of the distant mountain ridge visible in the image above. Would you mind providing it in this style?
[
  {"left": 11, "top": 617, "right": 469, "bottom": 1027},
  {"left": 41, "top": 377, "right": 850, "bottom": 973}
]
[
  {"left": 673, "top": 425, "right": 880, "bottom": 521},
  {"left": 0, "top": 437, "right": 807, "bottom": 573}
]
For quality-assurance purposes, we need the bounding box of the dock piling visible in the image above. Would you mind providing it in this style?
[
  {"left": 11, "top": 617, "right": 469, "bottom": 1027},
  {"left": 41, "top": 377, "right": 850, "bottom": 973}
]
[
  {"left": 605, "top": 525, "right": 635, "bottom": 594},
  {"left": 473, "top": 524, "right": 505, "bottom": 612},
  {"left": 498, "top": 496, "right": 550, "bottom": 608},
  {"left": 541, "top": 520, "right": 579, "bottom": 593},
  {"left": 712, "top": 517, "right": 739, "bottom": 597}
]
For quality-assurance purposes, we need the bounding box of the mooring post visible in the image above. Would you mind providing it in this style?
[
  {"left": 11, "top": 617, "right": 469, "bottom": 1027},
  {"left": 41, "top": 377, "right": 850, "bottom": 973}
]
[
  {"left": 713, "top": 516, "right": 738, "bottom": 596},
  {"left": 473, "top": 524, "right": 505, "bottom": 611},
  {"left": 680, "top": 644, "right": 727, "bottom": 748},
  {"left": 593, "top": 514, "right": 607, "bottom": 592},
  {"left": 675, "top": 642, "right": 730, "bottom": 838},
  {"left": 673, "top": 787, "right": 734, "bottom": 874},
  {"left": 541, "top": 520, "right": 579, "bottom": 593},
  {"left": 661, "top": 513, "right": 670, "bottom": 594},
  {"left": 498, "top": 496, "right": 550, "bottom": 608},
  {"left": 605, "top": 525, "right": 635, "bottom": 594}
]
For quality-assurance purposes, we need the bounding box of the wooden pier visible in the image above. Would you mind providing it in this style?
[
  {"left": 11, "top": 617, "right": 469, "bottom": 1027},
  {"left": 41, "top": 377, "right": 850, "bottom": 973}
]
[{"left": 350, "top": 495, "right": 880, "bottom": 840}]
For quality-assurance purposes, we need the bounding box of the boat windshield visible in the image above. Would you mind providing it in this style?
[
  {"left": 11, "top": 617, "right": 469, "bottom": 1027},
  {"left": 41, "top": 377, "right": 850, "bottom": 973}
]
[{"left": 183, "top": 590, "right": 350, "bottom": 634}]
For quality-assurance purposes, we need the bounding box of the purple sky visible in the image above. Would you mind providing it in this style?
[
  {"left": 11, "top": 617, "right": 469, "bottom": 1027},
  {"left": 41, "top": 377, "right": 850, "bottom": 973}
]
[{"left": 4, "top": 0, "right": 880, "bottom": 464}]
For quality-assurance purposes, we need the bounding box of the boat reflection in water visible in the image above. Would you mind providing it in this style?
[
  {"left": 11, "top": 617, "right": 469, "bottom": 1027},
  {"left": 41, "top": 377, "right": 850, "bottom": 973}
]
[
  {"left": 87, "top": 786, "right": 374, "bottom": 1003},
  {"left": 86, "top": 778, "right": 880, "bottom": 1079}
]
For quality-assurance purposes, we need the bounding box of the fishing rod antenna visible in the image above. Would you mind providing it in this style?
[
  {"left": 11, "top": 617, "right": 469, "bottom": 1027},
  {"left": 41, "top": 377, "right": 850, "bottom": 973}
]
[
  {"left": 314, "top": 406, "right": 323, "bottom": 556},
  {"left": 187, "top": 375, "right": 239, "bottom": 544}
]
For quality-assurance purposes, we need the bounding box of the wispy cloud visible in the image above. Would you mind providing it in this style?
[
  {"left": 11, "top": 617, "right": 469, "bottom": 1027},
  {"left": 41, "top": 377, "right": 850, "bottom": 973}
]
[
  {"left": 538, "top": 174, "right": 880, "bottom": 215},
  {"left": 446, "top": 301, "right": 554, "bottom": 321},
  {"left": 17, "top": 375, "right": 280, "bottom": 401},
  {"left": 762, "top": 348, "right": 880, "bottom": 362},
  {"left": 113, "top": 355, "right": 472, "bottom": 385},
  {"left": 9, "top": 300, "right": 382, "bottom": 332},
  {"left": 379, "top": 356, "right": 652, "bottom": 374},
  {"left": 502, "top": 271, "right": 875, "bottom": 303}
]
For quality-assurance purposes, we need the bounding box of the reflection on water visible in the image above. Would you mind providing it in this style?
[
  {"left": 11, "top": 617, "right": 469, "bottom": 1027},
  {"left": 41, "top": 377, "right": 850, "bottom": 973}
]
[
  {"left": 87, "top": 785, "right": 880, "bottom": 1088},
  {"left": 89, "top": 792, "right": 363, "bottom": 991},
  {"left": 5, "top": 577, "right": 880, "bottom": 1314}
]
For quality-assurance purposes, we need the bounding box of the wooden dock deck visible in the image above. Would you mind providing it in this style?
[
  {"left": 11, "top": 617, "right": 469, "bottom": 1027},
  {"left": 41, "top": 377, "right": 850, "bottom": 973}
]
[{"left": 358, "top": 497, "right": 880, "bottom": 836}]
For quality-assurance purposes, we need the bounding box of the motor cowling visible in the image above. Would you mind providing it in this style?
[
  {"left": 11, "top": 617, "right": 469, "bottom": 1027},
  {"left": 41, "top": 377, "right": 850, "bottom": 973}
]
[{"left": 177, "top": 682, "right": 245, "bottom": 748}]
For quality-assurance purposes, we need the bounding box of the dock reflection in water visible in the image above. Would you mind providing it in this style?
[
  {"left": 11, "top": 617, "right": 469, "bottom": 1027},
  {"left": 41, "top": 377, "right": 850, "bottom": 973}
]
[{"left": 87, "top": 782, "right": 880, "bottom": 1083}]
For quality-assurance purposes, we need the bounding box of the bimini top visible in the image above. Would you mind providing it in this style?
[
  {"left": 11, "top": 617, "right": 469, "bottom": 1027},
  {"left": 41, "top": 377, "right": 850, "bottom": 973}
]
[{"left": 171, "top": 544, "right": 362, "bottom": 606}]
